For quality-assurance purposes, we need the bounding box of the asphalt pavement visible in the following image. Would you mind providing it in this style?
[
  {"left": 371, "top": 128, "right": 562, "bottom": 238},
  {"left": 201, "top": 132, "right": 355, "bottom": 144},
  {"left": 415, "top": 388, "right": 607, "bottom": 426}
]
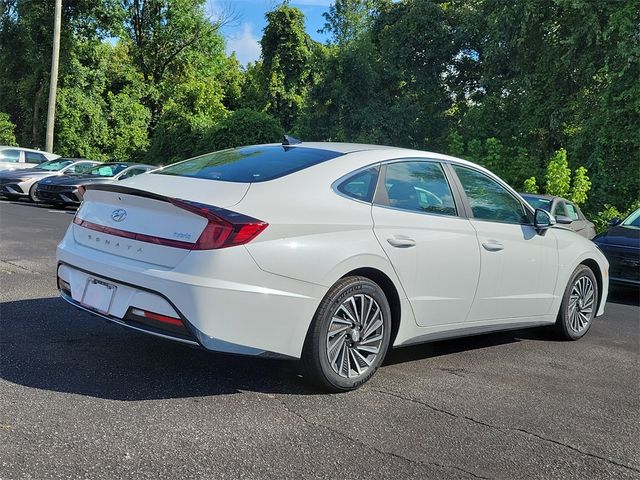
[{"left": 1, "top": 200, "right": 639, "bottom": 479}]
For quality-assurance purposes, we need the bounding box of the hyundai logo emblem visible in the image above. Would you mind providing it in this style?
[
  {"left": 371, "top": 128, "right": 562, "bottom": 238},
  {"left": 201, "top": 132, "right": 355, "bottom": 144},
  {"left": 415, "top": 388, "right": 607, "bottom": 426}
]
[{"left": 111, "top": 208, "right": 127, "bottom": 222}]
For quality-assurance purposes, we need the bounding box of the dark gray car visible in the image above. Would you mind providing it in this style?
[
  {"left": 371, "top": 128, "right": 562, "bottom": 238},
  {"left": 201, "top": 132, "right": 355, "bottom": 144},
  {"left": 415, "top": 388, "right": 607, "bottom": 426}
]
[
  {"left": 520, "top": 194, "right": 596, "bottom": 239},
  {"left": 0, "top": 158, "right": 99, "bottom": 201},
  {"left": 35, "top": 162, "right": 154, "bottom": 208}
]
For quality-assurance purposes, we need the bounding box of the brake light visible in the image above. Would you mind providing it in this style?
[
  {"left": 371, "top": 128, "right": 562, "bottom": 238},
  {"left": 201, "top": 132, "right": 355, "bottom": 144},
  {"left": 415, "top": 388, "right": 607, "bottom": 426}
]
[
  {"left": 170, "top": 199, "right": 268, "bottom": 250},
  {"left": 73, "top": 198, "right": 268, "bottom": 250}
]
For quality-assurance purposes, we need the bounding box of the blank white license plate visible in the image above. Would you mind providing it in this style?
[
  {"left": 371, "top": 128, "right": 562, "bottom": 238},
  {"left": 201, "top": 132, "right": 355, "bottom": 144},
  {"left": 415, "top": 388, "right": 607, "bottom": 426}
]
[{"left": 81, "top": 278, "right": 116, "bottom": 314}]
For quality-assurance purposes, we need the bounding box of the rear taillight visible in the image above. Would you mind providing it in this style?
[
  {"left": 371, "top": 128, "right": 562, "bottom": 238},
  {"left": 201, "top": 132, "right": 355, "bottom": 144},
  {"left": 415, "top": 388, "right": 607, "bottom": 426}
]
[
  {"left": 169, "top": 199, "right": 267, "bottom": 250},
  {"left": 72, "top": 198, "right": 268, "bottom": 250}
]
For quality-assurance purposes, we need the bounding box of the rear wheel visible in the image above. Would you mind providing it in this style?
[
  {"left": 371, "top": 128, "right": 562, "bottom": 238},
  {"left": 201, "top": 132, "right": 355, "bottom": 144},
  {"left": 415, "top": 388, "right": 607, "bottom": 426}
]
[
  {"left": 302, "top": 276, "right": 392, "bottom": 392},
  {"left": 555, "top": 265, "right": 598, "bottom": 340}
]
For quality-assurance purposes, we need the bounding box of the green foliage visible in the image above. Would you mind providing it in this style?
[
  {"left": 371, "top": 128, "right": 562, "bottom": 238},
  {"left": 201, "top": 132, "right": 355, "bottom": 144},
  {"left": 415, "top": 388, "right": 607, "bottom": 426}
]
[
  {"left": 0, "top": 112, "right": 17, "bottom": 145},
  {"left": 545, "top": 149, "right": 572, "bottom": 198},
  {"left": 523, "top": 177, "right": 539, "bottom": 194},
  {"left": 570, "top": 166, "right": 591, "bottom": 206},
  {"left": 260, "top": 5, "right": 317, "bottom": 130},
  {"left": 446, "top": 131, "right": 464, "bottom": 157},
  {"left": 197, "top": 109, "right": 284, "bottom": 153},
  {"left": 592, "top": 201, "right": 640, "bottom": 233}
]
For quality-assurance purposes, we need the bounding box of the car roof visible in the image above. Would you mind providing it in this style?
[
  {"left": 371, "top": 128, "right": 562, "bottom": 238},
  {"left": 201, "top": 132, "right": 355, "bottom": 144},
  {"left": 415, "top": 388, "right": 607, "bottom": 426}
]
[{"left": 0, "top": 145, "right": 53, "bottom": 154}]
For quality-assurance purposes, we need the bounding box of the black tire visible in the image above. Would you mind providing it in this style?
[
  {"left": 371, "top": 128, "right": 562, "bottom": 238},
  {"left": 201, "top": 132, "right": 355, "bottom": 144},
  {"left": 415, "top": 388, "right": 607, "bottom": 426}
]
[
  {"left": 28, "top": 184, "right": 39, "bottom": 203},
  {"left": 301, "top": 276, "right": 392, "bottom": 392},
  {"left": 555, "top": 265, "right": 598, "bottom": 340}
]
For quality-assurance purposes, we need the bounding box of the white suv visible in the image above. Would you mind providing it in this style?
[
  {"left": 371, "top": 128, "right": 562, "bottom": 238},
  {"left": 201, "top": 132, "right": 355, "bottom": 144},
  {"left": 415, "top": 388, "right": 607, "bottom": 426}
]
[{"left": 0, "top": 146, "right": 60, "bottom": 171}]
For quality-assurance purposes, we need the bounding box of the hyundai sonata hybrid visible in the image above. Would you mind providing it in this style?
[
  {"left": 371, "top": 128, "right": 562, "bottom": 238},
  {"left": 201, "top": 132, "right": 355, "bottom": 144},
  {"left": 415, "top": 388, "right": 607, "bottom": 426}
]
[{"left": 56, "top": 140, "right": 609, "bottom": 391}]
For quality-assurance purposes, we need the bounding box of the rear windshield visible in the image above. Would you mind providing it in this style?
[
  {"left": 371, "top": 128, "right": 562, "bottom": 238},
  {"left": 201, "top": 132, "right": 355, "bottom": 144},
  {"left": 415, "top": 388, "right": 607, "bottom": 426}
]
[
  {"left": 153, "top": 145, "right": 344, "bottom": 183},
  {"left": 522, "top": 195, "right": 552, "bottom": 211}
]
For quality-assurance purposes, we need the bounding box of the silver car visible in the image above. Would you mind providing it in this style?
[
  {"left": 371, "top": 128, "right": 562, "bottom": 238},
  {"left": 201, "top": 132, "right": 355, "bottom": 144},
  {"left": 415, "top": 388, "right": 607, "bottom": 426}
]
[
  {"left": 520, "top": 193, "right": 596, "bottom": 239},
  {"left": 0, "top": 146, "right": 60, "bottom": 171},
  {"left": 0, "top": 158, "right": 99, "bottom": 202}
]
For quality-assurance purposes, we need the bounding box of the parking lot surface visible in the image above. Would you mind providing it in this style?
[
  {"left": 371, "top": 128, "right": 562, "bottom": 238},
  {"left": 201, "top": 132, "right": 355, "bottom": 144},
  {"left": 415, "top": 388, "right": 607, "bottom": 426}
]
[{"left": 1, "top": 200, "right": 639, "bottom": 479}]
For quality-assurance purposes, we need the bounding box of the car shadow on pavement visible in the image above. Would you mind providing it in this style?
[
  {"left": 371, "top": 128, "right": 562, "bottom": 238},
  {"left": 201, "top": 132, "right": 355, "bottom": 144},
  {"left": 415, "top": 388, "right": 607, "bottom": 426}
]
[
  {"left": 0, "top": 197, "right": 76, "bottom": 212},
  {"left": 0, "top": 297, "right": 313, "bottom": 400},
  {"left": 608, "top": 284, "right": 640, "bottom": 307}
]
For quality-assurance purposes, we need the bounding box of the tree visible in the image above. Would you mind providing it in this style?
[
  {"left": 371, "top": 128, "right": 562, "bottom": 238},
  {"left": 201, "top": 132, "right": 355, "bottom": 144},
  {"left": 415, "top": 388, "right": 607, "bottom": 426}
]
[
  {"left": 197, "top": 109, "right": 284, "bottom": 153},
  {"left": 0, "top": 112, "right": 17, "bottom": 145},
  {"left": 260, "top": 4, "right": 316, "bottom": 130},
  {"left": 523, "top": 177, "right": 539, "bottom": 194},
  {"left": 545, "top": 148, "right": 571, "bottom": 198},
  {"left": 320, "top": 0, "right": 387, "bottom": 46},
  {"left": 570, "top": 166, "right": 591, "bottom": 206}
]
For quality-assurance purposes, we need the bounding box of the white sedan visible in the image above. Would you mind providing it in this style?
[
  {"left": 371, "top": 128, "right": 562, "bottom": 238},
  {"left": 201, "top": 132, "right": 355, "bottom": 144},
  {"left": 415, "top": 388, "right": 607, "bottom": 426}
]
[{"left": 56, "top": 141, "right": 609, "bottom": 391}]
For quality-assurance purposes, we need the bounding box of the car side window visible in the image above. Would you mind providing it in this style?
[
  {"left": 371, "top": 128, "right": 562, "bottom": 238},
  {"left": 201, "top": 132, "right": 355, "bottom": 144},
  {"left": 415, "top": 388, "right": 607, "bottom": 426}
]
[
  {"left": 70, "top": 163, "right": 97, "bottom": 174},
  {"left": 565, "top": 202, "right": 580, "bottom": 221},
  {"left": 552, "top": 201, "right": 566, "bottom": 217},
  {"left": 453, "top": 165, "right": 528, "bottom": 224},
  {"left": 0, "top": 149, "right": 20, "bottom": 162},
  {"left": 25, "top": 151, "right": 47, "bottom": 164},
  {"left": 336, "top": 166, "right": 379, "bottom": 202},
  {"left": 376, "top": 161, "right": 457, "bottom": 216}
]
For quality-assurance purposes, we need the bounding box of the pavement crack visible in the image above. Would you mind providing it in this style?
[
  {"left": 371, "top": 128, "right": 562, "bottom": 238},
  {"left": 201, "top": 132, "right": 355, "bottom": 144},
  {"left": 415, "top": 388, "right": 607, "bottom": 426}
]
[
  {"left": 375, "top": 389, "right": 640, "bottom": 474},
  {"left": 0, "top": 259, "right": 42, "bottom": 275},
  {"left": 257, "top": 393, "right": 490, "bottom": 479}
]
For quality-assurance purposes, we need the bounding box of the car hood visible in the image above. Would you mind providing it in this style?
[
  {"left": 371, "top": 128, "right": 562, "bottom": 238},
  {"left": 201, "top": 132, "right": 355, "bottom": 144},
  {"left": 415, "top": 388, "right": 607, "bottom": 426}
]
[
  {"left": 38, "top": 175, "right": 117, "bottom": 187},
  {"left": 594, "top": 225, "right": 640, "bottom": 248}
]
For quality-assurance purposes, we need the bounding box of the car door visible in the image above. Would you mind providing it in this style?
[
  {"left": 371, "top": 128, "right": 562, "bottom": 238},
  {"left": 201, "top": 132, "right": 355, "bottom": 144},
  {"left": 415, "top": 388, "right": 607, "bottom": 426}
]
[
  {"left": 451, "top": 165, "right": 559, "bottom": 321},
  {"left": 372, "top": 160, "right": 480, "bottom": 327}
]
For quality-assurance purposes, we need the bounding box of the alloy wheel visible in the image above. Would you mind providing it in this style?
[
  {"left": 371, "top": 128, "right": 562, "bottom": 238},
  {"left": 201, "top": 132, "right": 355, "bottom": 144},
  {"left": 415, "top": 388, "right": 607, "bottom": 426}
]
[
  {"left": 326, "top": 293, "right": 385, "bottom": 379},
  {"left": 568, "top": 276, "right": 595, "bottom": 334}
]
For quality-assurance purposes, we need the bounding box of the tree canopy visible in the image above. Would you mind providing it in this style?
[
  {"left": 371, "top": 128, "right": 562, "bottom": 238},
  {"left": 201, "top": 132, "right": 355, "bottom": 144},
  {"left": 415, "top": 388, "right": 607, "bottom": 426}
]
[{"left": 0, "top": 0, "right": 637, "bottom": 214}]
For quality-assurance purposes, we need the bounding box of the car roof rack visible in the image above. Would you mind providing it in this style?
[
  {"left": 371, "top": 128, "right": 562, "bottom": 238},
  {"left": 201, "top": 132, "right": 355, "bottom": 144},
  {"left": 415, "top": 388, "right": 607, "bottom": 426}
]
[{"left": 282, "top": 135, "right": 302, "bottom": 146}]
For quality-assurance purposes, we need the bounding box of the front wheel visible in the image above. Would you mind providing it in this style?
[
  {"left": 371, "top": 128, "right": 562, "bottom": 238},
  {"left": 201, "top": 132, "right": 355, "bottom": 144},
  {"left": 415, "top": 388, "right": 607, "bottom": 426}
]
[
  {"left": 302, "top": 276, "right": 392, "bottom": 392},
  {"left": 29, "top": 184, "right": 40, "bottom": 203},
  {"left": 555, "top": 265, "right": 598, "bottom": 340}
]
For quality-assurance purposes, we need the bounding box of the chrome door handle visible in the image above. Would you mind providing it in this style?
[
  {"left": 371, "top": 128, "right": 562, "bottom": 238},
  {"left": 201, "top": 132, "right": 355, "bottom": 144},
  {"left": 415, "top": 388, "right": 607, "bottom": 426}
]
[
  {"left": 387, "top": 235, "right": 416, "bottom": 248},
  {"left": 482, "top": 240, "right": 504, "bottom": 252}
]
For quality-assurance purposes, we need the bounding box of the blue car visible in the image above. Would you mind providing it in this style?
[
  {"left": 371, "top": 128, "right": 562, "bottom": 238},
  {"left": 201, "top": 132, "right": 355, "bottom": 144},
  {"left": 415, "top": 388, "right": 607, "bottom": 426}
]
[{"left": 594, "top": 208, "right": 640, "bottom": 286}]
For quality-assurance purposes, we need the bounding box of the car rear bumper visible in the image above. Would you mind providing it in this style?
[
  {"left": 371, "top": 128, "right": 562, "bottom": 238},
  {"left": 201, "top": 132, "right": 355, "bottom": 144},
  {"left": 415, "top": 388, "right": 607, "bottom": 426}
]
[{"left": 56, "top": 228, "right": 325, "bottom": 359}]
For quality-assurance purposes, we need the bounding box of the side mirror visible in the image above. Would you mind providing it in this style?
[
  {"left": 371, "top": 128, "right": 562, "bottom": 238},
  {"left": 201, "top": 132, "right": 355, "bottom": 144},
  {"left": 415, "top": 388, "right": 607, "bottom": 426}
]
[
  {"left": 608, "top": 217, "right": 621, "bottom": 226},
  {"left": 555, "top": 215, "right": 573, "bottom": 225},
  {"left": 534, "top": 208, "right": 556, "bottom": 231}
]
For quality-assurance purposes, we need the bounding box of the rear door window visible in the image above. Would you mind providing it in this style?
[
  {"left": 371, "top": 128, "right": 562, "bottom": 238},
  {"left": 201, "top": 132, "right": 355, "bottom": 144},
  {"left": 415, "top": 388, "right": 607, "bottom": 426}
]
[
  {"left": 154, "top": 145, "right": 343, "bottom": 183},
  {"left": 376, "top": 161, "right": 457, "bottom": 216},
  {"left": 25, "top": 151, "right": 47, "bottom": 164}
]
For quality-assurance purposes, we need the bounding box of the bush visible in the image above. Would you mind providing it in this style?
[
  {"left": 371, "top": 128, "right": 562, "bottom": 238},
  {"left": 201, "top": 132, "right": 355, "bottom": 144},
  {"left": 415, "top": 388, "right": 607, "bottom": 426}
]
[
  {"left": 0, "top": 112, "right": 17, "bottom": 146},
  {"left": 197, "top": 109, "right": 284, "bottom": 153},
  {"left": 593, "top": 200, "right": 640, "bottom": 233}
]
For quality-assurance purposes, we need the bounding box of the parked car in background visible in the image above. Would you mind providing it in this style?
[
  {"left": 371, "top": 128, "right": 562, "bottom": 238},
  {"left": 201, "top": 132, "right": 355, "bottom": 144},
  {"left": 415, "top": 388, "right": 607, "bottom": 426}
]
[
  {"left": 0, "top": 158, "right": 100, "bottom": 202},
  {"left": 593, "top": 208, "right": 640, "bottom": 286},
  {"left": 36, "top": 162, "right": 154, "bottom": 208},
  {"left": 0, "top": 146, "right": 60, "bottom": 171},
  {"left": 520, "top": 193, "right": 596, "bottom": 239},
  {"left": 56, "top": 141, "right": 609, "bottom": 391}
]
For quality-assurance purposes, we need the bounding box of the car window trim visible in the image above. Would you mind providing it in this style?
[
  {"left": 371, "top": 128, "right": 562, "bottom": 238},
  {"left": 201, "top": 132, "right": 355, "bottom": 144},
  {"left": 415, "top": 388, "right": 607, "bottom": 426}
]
[
  {"left": 448, "top": 162, "right": 534, "bottom": 226},
  {"left": 372, "top": 158, "right": 466, "bottom": 220}
]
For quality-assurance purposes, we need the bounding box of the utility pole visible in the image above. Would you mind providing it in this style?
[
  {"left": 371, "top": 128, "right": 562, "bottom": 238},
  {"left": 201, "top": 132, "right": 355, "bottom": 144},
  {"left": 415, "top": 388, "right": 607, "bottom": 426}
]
[{"left": 45, "top": 0, "right": 62, "bottom": 153}]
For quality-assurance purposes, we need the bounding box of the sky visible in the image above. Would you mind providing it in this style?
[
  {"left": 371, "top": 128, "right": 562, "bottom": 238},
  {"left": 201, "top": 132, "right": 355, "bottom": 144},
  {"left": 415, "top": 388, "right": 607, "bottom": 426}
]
[{"left": 209, "top": 1, "right": 332, "bottom": 65}]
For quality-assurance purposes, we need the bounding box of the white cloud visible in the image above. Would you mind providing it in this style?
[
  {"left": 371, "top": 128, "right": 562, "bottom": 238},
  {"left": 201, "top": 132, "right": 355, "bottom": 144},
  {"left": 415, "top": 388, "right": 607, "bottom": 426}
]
[{"left": 226, "top": 23, "right": 261, "bottom": 66}]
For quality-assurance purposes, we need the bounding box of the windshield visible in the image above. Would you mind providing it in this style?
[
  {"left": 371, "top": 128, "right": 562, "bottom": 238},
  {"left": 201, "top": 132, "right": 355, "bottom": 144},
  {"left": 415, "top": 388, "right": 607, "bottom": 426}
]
[
  {"left": 622, "top": 208, "right": 640, "bottom": 228},
  {"left": 34, "top": 159, "right": 74, "bottom": 171},
  {"left": 154, "top": 145, "right": 343, "bottom": 183},
  {"left": 521, "top": 195, "right": 552, "bottom": 211},
  {"left": 84, "top": 164, "right": 129, "bottom": 177}
]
